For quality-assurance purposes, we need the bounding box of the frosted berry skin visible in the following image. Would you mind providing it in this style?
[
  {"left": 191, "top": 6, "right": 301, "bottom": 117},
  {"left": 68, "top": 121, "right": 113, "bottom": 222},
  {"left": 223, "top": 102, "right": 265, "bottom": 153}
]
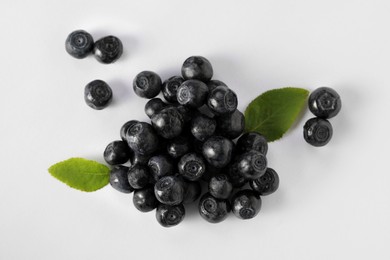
[
  {"left": 199, "top": 193, "right": 231, "bottom": 223},
  {"left": 128, "top": 164, "right": 151, "bottom": 189},
  {"left": 177, "top": 80, "right": 209, "bottom": 108},
  {"left": 120, "top": 120, "right": 139, "bottom": 141},
  {"left": 207, "top": 86, "right": 238, "bottom": 115},
  {"left": 231, "top": 190, "right": 261, "bottom": 220},
  {"left": 151, "top": 106, "right": 185, "bottom": 139},
  {"left": 308, "top": 87, "right": 341, "bottom": 119},
  {"left": 191, "top": 114, "right": 216, "bottom": 142},
  {"left": 236, "top": 150, "right": 267, "bottom": 180},
  {"left": 167, "top": 135, "right": 192, "bottom": 159},
  {"left": 209, "top": 174, "right": 233, "bottom": 199},
  {"left": 182, "top": 180, "right": 202, "bottom": 204},
  {"left": 236, "top": 132, "right": 268, "bottom": 155},
  {"left": 202, "top": 136, "right": 234, "bottom": 168},
  {"left": 178, "top": 153, "right": 206, "bottom": 181},
  {"left": 162, "top": 76, "right": 184, "bottom": 103},
  {"left": 207, "top": 80, "right": 227, "bottom": 92},
  {"left": 126, "top": 122, "right": 159, "bottom": 155},
  {"left": 145, "top": 98, "right": 166, "bottom": 119},
  {"left": 216, "top": 109, "right": 245, "bottom": 139},
  {"left": 154, "top": 176, "right": 184, "bottom": 205},
  {"left": 133, "top": 71, "right": 162, "bottom": 98},
  {"left": 103, "top": 140, "right": 131, "bottom": 165},
  {"left": 109, "top": 166, "right": 134, "bottom": 193},
  {"left": 93, "top": 35, "right": 123, "bottom": 64},
  {"left": 133, "top": 186, "right": 159, "bottom": 212},
  {"left": 250, "top": 168, "right": 279, "bottom": 196},
  {"left": 303, "top": 117, "right": 333, "bottom": 147},
  {"left": 181, "top": 56, "right": 213, "bottom": 82},
  {"left": 84, "top": 80, "right": 113, "bottom": 110},
  {"left": 156, "top": 204, "right": 185, "bottom": 227},
  {"left": 148, "top": 154, "right": 174, "bottom": 181},
  {"left": 65, "top": 30, "right": 94, "bottom": 59}
]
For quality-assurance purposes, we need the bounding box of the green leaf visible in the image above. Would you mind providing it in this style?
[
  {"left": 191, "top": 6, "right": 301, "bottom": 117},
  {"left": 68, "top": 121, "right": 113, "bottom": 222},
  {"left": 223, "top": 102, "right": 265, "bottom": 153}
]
[
  {"left": 48, "top": 158, "right": 110, "bottom": 192},
  {"left": 244, "top": 87, "right": 309, "bottom": 142}
]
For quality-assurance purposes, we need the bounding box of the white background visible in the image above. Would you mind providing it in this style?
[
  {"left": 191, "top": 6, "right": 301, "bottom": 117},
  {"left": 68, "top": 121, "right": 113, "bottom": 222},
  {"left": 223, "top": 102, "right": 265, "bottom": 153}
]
[{"left": 1, "top": 0, "right": 389, "bottom": 259}]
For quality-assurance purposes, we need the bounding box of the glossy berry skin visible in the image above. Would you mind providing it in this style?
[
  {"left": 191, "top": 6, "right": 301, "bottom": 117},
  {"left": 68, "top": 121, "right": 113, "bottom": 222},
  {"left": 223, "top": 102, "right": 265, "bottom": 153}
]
[
  {"left": 303, "top": 117, "right": 333, "bottom": 147},
  {"left": 202, "top": 136, "right": 234, "bottom": 168},
  {"left": 145, "top": 98, "right": 166, "bottom": 118},
  {"left": 133, "top": 186, "right": 159, "bottom": 212},
  {"left": 178, "top": 153, "right": 206, "bottom": 181},
  {"left": 133, "top": 71, "right": 162, "bottom": 98},
  {"left": 236, "top": 132, "right": 268, "bottom": 155},
  {"left": 151, "top": 106, "right": 185, "bottom": 139},
  {"left": 182, "top": 180, "right": 202, "bottom": 204},
  {"left": 128, "top": 164, "right": 151, "bottom": 189},
  {"left": 209, "top": 174, "right": 233, "bottom": 199},
  {"left": 131, "top": 152, "right": 151, "bottom": 166},
  {"left": 207, "top": 86, "right": 238, "bottom": 115},
  {"left": 236, "top": 150, "right": 267, "bottom": 180},
  {"left": 65, "top": 30, "right": 94, "bottom": 59},
  {"left": 181, "top": 56, "right": 213, "bottom": 82},
  {"left": 167, "top": 135, "right": 192, "bottom": 159},
  {"left": 93, "top": 35, "right": 123, "bottom": 64},
  {"left": 191, "top": 114, "right": 216, "bottom": 142},
  {"left": 126, "top": 122, "right": 159, "bottom": 155},
  {"left": 231, "top": 189, "right": 261, "bottom": 220},
  {"left": 156, "top": 204, "right": 185, "bottom": 227},
  {"left": 109, "top": 166, "right": 134, "bottom": 193},
  {"left": 226, "top": 163, "right": 247, "bottom": 188},
  {"left": 154, "top": 176, "right": 184, "bottom": 205},
  {"left": 216, "top": 109, "right": 245, "bottom": 139},
  {"left": 199, "top": 193, "right": 231, "bottom": 223},
  {"left": 120, "top": 120, "right": 139, "bottom": 141},
  {"left": 250, "top": 167, "right": 279, "bottom": 196},
  {"left": 103, "top": 140, "right": 131, "bottom": 165},
  {"left": 207, "top": 80, "right": 227, "bottom": 92},
  {"left": 148, "top": 154, "right": 174, "bottom": 181},
  {"left": 177, "top": 80, "right": 209, "bottom": 108},
  {"left": 308, "top": 87, "right": 341, "bottom": 119},
  {"left": 162, "top": 76, "right": 184, "bottom": 103},
  {"left": 84, "top": 80, "right": 113, "bottom": 110}
]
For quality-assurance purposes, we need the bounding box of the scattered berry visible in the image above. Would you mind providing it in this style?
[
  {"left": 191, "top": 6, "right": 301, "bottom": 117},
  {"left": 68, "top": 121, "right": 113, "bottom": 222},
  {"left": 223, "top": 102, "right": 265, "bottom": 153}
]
[
  {"left": 308, "top": 87, "right": 341, "bottom": 119},
  {"left": 84, "top": 79, "right": 113, "bottom": 110},
  {"left": 93, "top": 35, "right": 123, "bottom": 64},
  {"left": 181, "top": 56, "right": 213, "bottom": 82},
  {"left": 133, "top": 71, "right": 162, "bottom": 98},
  {"left": 65, "top": 30, "right": 94, "bottom": 59},
  {"left": 303, "top": 117, "right": 333, "bottom": 147}
]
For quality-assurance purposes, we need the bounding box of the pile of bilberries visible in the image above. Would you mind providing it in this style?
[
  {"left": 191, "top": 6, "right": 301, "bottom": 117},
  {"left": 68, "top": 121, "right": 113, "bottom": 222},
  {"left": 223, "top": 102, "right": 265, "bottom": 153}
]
[{"left": 104, "top": 56, "right": 279, "bottom": 227}]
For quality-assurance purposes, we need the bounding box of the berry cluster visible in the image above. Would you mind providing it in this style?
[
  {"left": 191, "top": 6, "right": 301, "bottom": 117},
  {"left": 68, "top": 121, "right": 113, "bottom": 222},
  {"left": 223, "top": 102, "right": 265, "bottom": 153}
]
[
  {"left": 303, "top": 87, "right": 342, "bottom": 146},
  {"left": 105, "top": 56, "right": 279, "bottom": 227}
]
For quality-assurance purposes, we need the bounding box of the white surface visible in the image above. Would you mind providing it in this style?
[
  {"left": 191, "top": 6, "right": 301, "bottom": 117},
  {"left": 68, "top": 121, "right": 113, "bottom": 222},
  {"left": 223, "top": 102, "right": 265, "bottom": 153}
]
[{"left": 1, "top": 0, "right": 389, "bottom": 259}]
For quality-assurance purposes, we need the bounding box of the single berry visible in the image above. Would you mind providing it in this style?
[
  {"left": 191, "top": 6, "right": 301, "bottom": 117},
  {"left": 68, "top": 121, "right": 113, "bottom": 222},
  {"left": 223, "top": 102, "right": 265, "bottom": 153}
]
[
  {"left": 198, "top": 193, "right": 230, "bottom": 223},
  {"left": 207, "top": 86, "right": 237, "bottom": 115},
  {"left": 84, "top": 80, "right": 113, "bottom": 110},
  {"left": 181, "top": 56, "right": 213, "bottom": 82},
  {"left": 190, "top": 114, "right": 216, "bottom": 141},
  {"left": 167, "top": 135, "right": 192, "bottom": 159},
  {"left": 128, "top": 164, "right": 151, "bottom": 189},
  {"left": 145, "top": 98, "right": 166, "bottom": 118},
  {"left": 202, "top": 136, "right": 234, "bottom": 168},
  {"left": 178, "top": 153, "right": 206, "bottom": 181},
  {"left": 207, "top": 80, "right": 227, "bottom": 92},
  {"left": 126, "top": 122, "right": 159, "bottom": 155},
  {"left": 216, "top": 109, "right": 245, "bottom": 139},
  {"left": 120, "top": 120, "right": 139, "bottom": 141},
  {"left": 209, "top": 174, "right": 233, "bottom": 199},
  {"left": 182, "top": 180, "right": 202, "bottom": 204},
  {"left": 236, "top": 132, "right": 268, "bottom": 155},
  {"left": 156, "top": 204, "right": 185, "bottom": 228},
  {"left": 133, "top": 186, "right": 159, "bottom": 212},
  {"left": 226, "top": 163, "right": 247, "bottom": 188},
  {"left": 148, "top": 154, "right": 174, "bottom": 181},
  {"left": 235, "top": 150, "right": 267, "bottom": 180},
  {"left": 308, "top": 87, "right": 341, "bottom": 118},
  {"left": 231, "top": 190, "right": 261, "bottom": 220},
  {"left": 93, "top": 35, "right": 123, "bottom": 64},
  {"left": 162, "top": 76, "right": 184, "bottom": 103},
  {"left": 151, "top": 106, "right": 185, "bottom": 139},
  {"left": 250, "top": 167, "right": 279, "bottom": 196},
  {"left": 103, "top": 140, "right": 131, "bottom": 165},
  {"left": 303, "top": 117, "right": 333, "bottom": 147},
  {"left": 133, "top": 71, "right": 162, "bottom": 99},
  {"left": 109, "top": 166, "right": 133, "bottom": 193},
  {"left": 65, "top": 30, "right": 94, "bottom": 59},
  {"left": 177, "top": 80, "right": 209, "bottom": 108},
  {"left": 154, "top": 176, "right": 184, "bottom": 205}
]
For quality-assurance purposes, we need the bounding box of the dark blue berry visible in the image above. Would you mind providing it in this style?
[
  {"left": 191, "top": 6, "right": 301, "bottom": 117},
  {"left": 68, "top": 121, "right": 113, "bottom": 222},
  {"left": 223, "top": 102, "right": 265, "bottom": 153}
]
[
  {"left": 178, "top": 153, "right": 206, "bottom": 181},
  {"left": 128, "top": 164, "right": 151, "bottom": 189},
  {"left": 235, "top": 150, "right": 267, "bottom": 180},
  {"left": 181, "top": 56, "right": 213, "bottom": 82},
  {"left": 207, "top": 86, "right": 237, "bottom": 115},
  {"left": 145, "top": 98, "right": 166, "bottom": 118},
  {"left": 154, "top": 176, "right": 184, "bottom": 205},
  {"left": 303, "top": 117, "right": 333, "bottom": 147},
  {"left": 65, "top": 30, "right": 94, "bottom": 59},
  {"left": 199, "top": 193, "right": 230, "bottom": 223},
  {"left": 236, "top": 132, "right": 268, "bottom": 155},
  {"left": 133, "top": 71, "right": 162, "bottom": 99},
  {"left": 226, "top": 163, "right": 247, "bottom": 188},
  {"left": 250, "top": 168, "right": 279, "bottom": 196},
  {"left": 103, "top": 140, "right": 131, "bottom": 165},
  {"left": 207, "top": 80, "right": 227, "bottom": 92},
  {"left": 177, "top": 80, "right": 209, "bottom": 108},
  {"left": 202, "top": 136, "right": 234, "bottom": 168},
  {"left": 190, "top": 114, "right": 216, "bottom": 141},
  {"left": 231, "top": 190, "right": 261, "bottom": 220},
  {"left": 167, "top": 135, "right": 192, "bottom": 159},
  {"left": 151, "top": 106, "right": 185, "bottom": 139},
  {"left": 216, "top": 109, "right": 245, "bottom": 139},
  {"left": 148, "top": 154, "right": 174, "bottom": 181},
  {"left": 84, "top": 80, "right": 113, "bottom": 110},
  {"left": 156, "top": 204, "right": 185, "bottom": 227},
  {"left": 133, "top": 186, "right": 159, "bottom": 212},
  {"left": 93, "top": 35, "right": 123, "bottom": 64},
  {"left": 126, "top": 122, "right": 159, "bottom": 155},
  {"left": 182, "top": 180, "right": 202, "bottom": 204},
  {"left": 109, "top": 166, "right": 133, "bottom": 193},
  {"left": 120, "top": 120, "right": 139, "bottom": 141},
  {"left": 308, "top": 87, "right": 341, "bottom": 119},
  {"left": 162, "top": 76, "right": 184, "bottom": 103},
  {"left": 130, "top": 152, "right": 151, "bottom": 166},
  {"left": 209, "top": 174, "right": 233, "bottom": 199}
]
